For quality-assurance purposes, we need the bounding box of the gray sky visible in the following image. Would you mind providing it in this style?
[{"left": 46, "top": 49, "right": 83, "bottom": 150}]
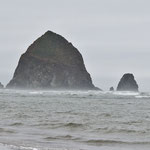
[{"left": 0, "top": 0, "right": 150, "bottom": 91}]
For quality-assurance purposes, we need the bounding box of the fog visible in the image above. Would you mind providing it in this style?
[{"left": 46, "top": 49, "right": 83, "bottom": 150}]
[{"left": 0, "top": 0, "right": 150, "bottom": 91}]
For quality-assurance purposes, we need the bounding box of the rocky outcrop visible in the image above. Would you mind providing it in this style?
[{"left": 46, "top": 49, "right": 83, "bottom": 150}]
[
  {"left": 117, "top": 73, "right": 139, "bottom": 92},
  {"left": 7, "top": 31, "right": 98, "bottom": 90},
  {"left": 109, "top": 87, "right": 114, "bottom": 91},
  {"left": 0, "top": 82, "right": 4, "bottom": 89}
]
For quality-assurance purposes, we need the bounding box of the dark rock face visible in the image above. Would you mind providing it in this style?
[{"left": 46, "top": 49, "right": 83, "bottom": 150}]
[
  {"left": 0, "top": 82, "right": 4, "bottom": 89},
  {"left": 109, "top": 87, "right": 114, "bottom": 91},
  {"left": 7, "top": 31, "right": 98, "bottom": 90},
  {"left": 117, "top": 73, "right": 139, "bottom": 92}
]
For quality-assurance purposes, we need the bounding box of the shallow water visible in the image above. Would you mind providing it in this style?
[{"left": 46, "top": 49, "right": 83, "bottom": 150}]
[{"left": 0, "top": 89, "right": 150, "bottom": 150}]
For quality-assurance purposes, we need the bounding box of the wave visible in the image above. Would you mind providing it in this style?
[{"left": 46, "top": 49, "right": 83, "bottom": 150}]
[
  {"left": 30, "top": 122, "right": 84, "bottom": 130},
  {"left": 84, "top": 139, "right": 150, "bottom": 145},
  {"left": 64, "top": 122, "right": 84, "bottom": 128},
  {"left": 9, "top": 122, "right": 23, "bottom": 126},
  {"left": 94, "top": 126, "right": 147, "bottom": 134},
  {"left": 0, "top": 142, "right": 79, "bottom": 150},
  {"left": 2, "top": 89, "right": 150, "bottom": 100},
  {"left": 44, "top": 135, "right": 81, "bottom": 141},
  {"left": 113, "top": 91, "right": 139, "bottom": 96},
  {"left": 135, "top": 95, "right": 150, "bottom": 98},
  {"left": 27, "top": 90, "right": 150, "bottom": 99},
  {"left": 0, "top": 128, "right": 15, "bottom": 134},
  {"left": 0, "top": 143, "right": 38, "bottom": 150}
]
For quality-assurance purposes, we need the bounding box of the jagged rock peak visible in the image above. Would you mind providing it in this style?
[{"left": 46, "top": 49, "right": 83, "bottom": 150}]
[
  {"left": 7, "top": 30, "right": 99, "bottom": 90},
  {"left": 117, "top": 73, "right": 139, "bottom": 92}
]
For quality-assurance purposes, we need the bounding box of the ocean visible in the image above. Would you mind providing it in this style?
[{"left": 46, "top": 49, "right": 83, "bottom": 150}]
[{"left": 0, "top": 89, "right": 150, "bottom": 150}]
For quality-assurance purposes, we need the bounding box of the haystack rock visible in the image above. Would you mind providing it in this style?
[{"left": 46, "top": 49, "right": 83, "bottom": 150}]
[
  {"left": 7, "top": 31, "right": 99, "bottom": 90},
  {"left": 117, "top": 73, "right": 139, "bottom": 92},
  {"left": 0, "top": 82, "right": 4, "bottom": 89}
]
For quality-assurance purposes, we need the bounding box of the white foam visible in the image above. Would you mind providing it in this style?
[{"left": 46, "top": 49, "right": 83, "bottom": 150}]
[
  {"left": 29, "top": 91, "right": 44, "bottom": 95},
  {"left": 135, "top": 95, "right": 150, "bottom": 98},
  {"left": 0, "top": 143, "right": 39, "bottom": 150},
  {"left": 113, "top": 91, "right": 139, "bottom": 96},
  {"left": 92, "top": 146, "right": 150, "bottom": 150}
]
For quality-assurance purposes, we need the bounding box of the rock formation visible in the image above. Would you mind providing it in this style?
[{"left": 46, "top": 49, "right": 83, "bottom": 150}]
[
  {"left": 0, "top": 82, "right": 4, "bottom": 89},
  {"left": 109, "top": 87, "right": 114, "bottom": 91},
  {"left": 7, "top": 31, "right": 98, "bottom": 90},
  {"left": 117, "top": 73, "right": 139, "bottom": 92}
]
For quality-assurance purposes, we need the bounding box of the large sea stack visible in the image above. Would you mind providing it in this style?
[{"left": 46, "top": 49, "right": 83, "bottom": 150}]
[
  {"left": 7, "top": 31, "right": 98, "bottom": 90},
  {"left": 117, "top": 73, "right": 139, "bottom": 92}
]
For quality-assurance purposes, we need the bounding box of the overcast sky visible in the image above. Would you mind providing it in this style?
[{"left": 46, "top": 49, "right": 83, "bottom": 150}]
[{"left": 0, "top": 0, "right": 150, "bottom": 91}]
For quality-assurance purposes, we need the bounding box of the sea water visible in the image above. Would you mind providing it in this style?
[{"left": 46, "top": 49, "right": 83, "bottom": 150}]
[{"left": 0, "top": 89, "right": 150, "bottom": 150}]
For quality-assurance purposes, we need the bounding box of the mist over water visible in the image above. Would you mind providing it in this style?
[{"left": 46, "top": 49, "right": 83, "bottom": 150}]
[{"left": 0, "top": 89, "right": 150, "bottom": 150}]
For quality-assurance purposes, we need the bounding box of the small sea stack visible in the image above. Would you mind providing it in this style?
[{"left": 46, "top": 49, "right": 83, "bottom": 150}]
[
  {"left": 0, "top": 82, "right": 4, "bottom": 89},
  {"left": 7, "top": 31, "right": 99, "bottom": 90},
  {"left": 117, "top": 73, "right": 139, "bottom": 92},
  {"left": 109, "top": 87, "right": 114, "bottom": 91}
]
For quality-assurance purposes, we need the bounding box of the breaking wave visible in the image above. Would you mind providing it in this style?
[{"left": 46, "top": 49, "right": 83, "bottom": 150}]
[{"left": 0, "top": 143, "right": 38, "bottom": 150}]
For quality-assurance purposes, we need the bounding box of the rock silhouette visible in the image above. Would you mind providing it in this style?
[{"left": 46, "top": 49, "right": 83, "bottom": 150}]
[
  {"left": 109, "top": 87, "right": 114, "bottom": 91},
  {"left": 117, "top": 73, "right": 139, "bottom": 92},
  {"left": 0, "top": 82, "right": 4, "bottom": 89},
  {"left": 7, "top": 31, "right": 98, "bottom": 90}
]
